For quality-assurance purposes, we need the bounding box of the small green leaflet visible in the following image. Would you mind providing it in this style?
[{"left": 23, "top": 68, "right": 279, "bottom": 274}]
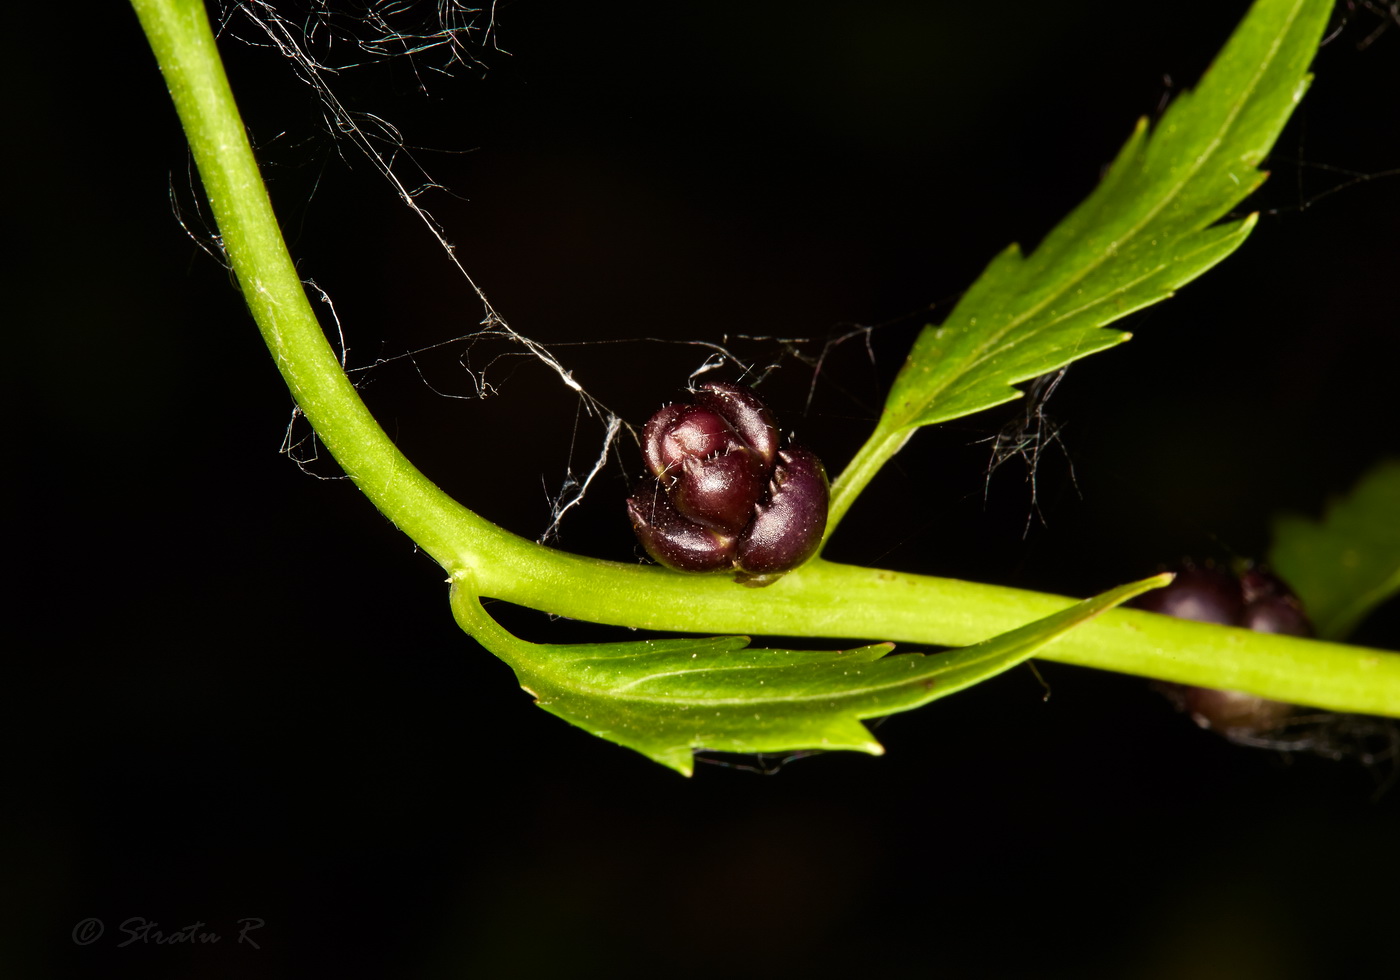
[
  {"left": 1270, "top": 461, "right": 1400, "bottom": 641},
  {"left": 452, "top": 574, "right": 1169, "bottom": 775},
  {"left": 880, "top": 0, "right": 1331, "bottom": 432}
]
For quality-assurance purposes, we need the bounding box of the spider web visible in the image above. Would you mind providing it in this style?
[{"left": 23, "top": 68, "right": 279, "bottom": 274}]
[
  {"left": 207, "top": 0, "right": 641, "bottom": 540},
  {"left": 201, "top": 0, "right": 874, "bottom": 545}
]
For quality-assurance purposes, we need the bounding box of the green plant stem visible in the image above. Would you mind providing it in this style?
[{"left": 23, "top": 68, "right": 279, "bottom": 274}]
[
  {"left": 471, "top": 554, "right": 1400, "bottom": 718},
  {"left": 131, "top": 0, "right": 1400, "bottom": 720},
  {"left": 824, "top": 425, "right": 910, "bottom": 544}
]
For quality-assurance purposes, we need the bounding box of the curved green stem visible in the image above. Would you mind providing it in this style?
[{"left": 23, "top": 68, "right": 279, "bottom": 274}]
[
  {"left": 130, "top": 0, "right": 1400, "bottom": 720},
  {"left": 129, "top": 0, "right": 514, "bottom": 575},
  {"left": 823, "top": 424, "right": 910, "bottom": 545}
]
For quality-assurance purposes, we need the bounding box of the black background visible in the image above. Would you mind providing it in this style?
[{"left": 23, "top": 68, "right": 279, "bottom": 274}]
[{"left": 8, "top": 1, "right": 1400, "bottom": 977}]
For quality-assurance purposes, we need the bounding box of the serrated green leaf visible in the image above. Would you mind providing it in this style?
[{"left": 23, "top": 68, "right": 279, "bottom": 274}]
[
  {"left": 451, "top": 574, "right": 1170, "bottom": 775},
  {"left": 882, "top": 0, "right": 1330, "bottom": 432},
  {"left": 1269, "top": 461, "right": 1400, "bottom": 641}
]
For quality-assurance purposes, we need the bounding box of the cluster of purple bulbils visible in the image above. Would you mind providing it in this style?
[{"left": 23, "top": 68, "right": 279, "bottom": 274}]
[
  {"left": 627, "top": 383, "right": 828, "bottom": 579},
  {"left": 1136, "top": 564, "right": 1311, "bottom": 637},
  {"left": 1136, "top": 563, "right": 1311, "bottom": 734}
]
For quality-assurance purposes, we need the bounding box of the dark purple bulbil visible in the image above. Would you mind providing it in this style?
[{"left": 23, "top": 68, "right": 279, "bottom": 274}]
[
  {"left": 627, "top": 383, "right": 828, "bottom": 579},
  {"left": 1136, "top": 563, "right": 1312, "bottom": 735},
  {"left": 1238, "top": 568, "right": 1312, "bottom": 637},
  {"left": 1134, "top": 566, "right": 1244, "bottom": 626}
]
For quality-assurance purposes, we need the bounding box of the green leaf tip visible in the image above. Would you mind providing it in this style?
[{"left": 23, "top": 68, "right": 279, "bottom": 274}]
[
  {"left": 880, "top": 0, "right": 1330, "bottom": 434},
  {"left": 451, "top": 574, "right": 1171, "bottom": 776},
  {"left": 1270, "top": 460, "right": 1400, "bottom": 641}
]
